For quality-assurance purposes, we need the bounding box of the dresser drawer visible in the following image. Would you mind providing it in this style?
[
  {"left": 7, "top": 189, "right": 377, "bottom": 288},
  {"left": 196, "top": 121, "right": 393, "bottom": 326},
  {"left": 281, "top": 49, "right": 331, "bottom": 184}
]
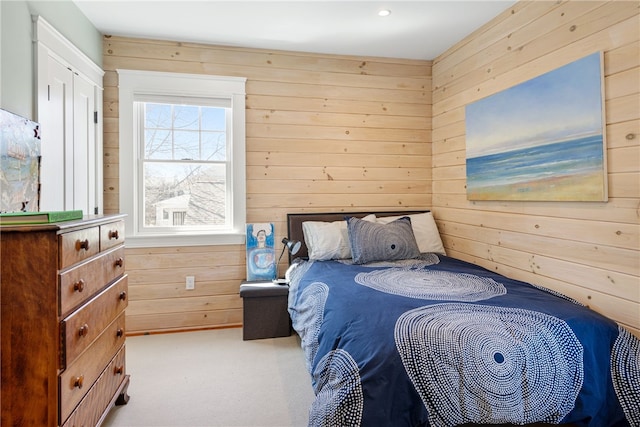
[
  {"left": 100, "top": 220, "right": 125, "bottom": 251},
  {"left": 59, "top": 226, "right": 100, "bottom": 269},
  {"left": 61, "top": 346, "right": 127, "bottom": 427},
  {"left": 61, "top": 275, "right": 128, "bottom": 368},
  {"left": 59, "top": 312, "right": 127, "bottom": 423},
  {"left": 59, "top": 247, "right": 126, "bottom": 317}
]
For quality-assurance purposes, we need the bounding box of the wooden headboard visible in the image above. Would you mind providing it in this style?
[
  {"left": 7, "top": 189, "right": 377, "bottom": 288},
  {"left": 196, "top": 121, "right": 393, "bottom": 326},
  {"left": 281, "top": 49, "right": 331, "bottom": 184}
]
[{"left": 286, "top": 210, "right": 429, "bottom": 261}]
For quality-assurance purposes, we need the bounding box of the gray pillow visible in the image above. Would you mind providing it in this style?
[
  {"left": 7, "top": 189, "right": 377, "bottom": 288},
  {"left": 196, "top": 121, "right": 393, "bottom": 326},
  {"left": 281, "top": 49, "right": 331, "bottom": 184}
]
[{"left": 347, "top": 216, "right": 421, "bottom": 265}]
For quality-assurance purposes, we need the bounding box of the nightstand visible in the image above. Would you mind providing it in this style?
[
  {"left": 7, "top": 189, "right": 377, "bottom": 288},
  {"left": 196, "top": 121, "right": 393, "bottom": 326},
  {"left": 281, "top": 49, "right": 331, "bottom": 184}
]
[{"left": 239, "top": 280, "right": 291, "bottom": 340}]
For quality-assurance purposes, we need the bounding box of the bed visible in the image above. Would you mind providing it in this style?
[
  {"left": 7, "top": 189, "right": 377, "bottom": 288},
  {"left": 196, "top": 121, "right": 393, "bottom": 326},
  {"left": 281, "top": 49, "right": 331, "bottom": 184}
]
[{"left": 285, "top": 211, "right": 640, "bottom": 427}]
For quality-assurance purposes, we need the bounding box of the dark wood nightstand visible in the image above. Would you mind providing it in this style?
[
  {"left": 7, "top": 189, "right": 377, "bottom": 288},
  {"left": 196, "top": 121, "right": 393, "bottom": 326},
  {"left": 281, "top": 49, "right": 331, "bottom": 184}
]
[{"left": 239, "top": 280, "right": 291, "bottom": 340}]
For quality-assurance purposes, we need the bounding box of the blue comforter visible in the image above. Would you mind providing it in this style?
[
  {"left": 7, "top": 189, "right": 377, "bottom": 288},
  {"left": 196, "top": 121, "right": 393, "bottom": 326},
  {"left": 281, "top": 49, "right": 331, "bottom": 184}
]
[{"left": 287, "top": 255, "right": 640, "bottom": 427}]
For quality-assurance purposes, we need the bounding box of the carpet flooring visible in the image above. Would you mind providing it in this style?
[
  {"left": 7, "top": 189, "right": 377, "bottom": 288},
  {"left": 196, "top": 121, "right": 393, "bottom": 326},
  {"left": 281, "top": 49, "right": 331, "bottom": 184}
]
[{"left": 102, "top": 327, "right": 315, "bottom": 427}]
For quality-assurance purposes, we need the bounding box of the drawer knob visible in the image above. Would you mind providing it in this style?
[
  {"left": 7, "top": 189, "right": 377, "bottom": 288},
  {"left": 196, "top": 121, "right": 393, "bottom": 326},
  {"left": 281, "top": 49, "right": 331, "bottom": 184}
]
[
  {"left": 114, "top": 365, "right": 124, "bottom": 375},
  {"left": 119, "top": 291, "right": 127, "bottom": 301},
  {"left": 73, "top": 375, "right": 84, "bottom": 389},
  {"left": 109, "top": 230, "right": 120, "bottom": 240},
  {"left": 116, "top": 328, "right": 124, "bottom": 338},
  {"left": 115, "top": 257, "right": 124, "bottom": 267},
  {"left": 76, "top": 239, "right": 90, "bottom": 251},
  {"left": 73, "top": 279, "right": 85, "bottom": 293},
  {"left": 78, "top": 324, "right": 89, "bottom": 337}
]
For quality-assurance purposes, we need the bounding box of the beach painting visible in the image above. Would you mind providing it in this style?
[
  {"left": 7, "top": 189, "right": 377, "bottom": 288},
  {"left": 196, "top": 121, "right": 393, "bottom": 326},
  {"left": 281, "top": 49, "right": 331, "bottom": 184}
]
[
  {"left": 1, "top": 109, "right": 41, "bottom": 212},
  {"left": 465, "top": 52, "right": 607, "bottom": 201}
]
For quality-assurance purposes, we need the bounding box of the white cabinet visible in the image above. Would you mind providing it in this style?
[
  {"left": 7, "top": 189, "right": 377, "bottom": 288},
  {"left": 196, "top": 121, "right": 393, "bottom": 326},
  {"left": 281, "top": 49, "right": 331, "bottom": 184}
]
[{"left": 34, "top": 16, "right": 104, "bottom": 214}]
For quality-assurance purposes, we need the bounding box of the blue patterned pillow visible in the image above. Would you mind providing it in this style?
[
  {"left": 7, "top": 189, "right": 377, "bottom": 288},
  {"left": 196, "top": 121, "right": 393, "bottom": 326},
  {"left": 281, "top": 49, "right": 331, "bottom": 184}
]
[{"left": 347, "top": 216, "right": 421, "bottom": 264}]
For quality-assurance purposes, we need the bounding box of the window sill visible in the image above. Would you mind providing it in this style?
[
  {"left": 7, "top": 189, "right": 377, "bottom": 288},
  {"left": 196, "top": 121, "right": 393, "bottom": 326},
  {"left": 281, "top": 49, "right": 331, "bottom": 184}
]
[{"left": 125, "top": 232, "right": 245, "bottom": 248}]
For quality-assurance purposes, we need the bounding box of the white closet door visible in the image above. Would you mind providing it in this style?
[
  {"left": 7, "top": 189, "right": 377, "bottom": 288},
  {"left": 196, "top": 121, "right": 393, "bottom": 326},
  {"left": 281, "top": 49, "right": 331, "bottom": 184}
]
[
  {"left": 73, "top": 73, "right": 96, "bottom": 214},
  {"left": 34, "top": 16, "right": 104, "bottom": 215},
  {"left": 39, "top": 55, "right": 72, "bottom": 212}
]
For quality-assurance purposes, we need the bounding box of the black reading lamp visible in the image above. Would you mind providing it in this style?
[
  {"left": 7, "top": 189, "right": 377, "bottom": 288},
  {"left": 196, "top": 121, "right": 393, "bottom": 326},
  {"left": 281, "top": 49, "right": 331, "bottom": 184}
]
[
  {"left": 279, "top": 237, "right": 301, "bottom": 264},
  {"left": 274, "top": 237, "right": 301, "bottom": 283}
]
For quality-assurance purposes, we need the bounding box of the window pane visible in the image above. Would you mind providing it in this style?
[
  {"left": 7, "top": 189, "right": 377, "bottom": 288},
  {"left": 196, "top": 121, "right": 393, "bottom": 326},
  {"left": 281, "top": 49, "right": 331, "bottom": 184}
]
[
  {"left": 145, "top": 129, "right": 172, "bottom": 160},
  {"left": 144, "top": 104, "right": 228, "bottom": 161},
  {"left": 173, "top": 130, "right": 200, "bottom": 160},
  {"left": 145, "top": 103, "right": 172, "bottom": 129},
  {"left": 202, "top": 131, "right": 226, "bottom": 161},
  {"left": 202, "top": 107, "right": 226, "bottom": 131},
  {"left": 173, "top": 105, "right": 199, "bottom": 130},
  {"left": 143, "top": 162, "right": 226, "bottom": 227}
]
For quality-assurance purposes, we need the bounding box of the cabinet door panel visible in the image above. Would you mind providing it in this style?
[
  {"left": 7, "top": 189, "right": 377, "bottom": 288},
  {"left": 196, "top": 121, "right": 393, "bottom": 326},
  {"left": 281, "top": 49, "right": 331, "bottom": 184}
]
[
  {"left": 40, "top": 55, "right": 72, "bottom": 212},
  {"left": 38, "top": 53, "right": 101, "bottom": 215},
  {"left": 73, "top": 74, "right": 96, "bottom": 214}
]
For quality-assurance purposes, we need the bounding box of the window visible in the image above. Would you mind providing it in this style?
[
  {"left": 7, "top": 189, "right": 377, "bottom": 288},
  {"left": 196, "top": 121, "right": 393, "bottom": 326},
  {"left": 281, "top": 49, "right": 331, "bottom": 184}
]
[
  {"left": 117, "top": 70, "right": 246, "bottom": 248},
  {"left": 138, "top": 101, "right": 228, "bottom": 228}
]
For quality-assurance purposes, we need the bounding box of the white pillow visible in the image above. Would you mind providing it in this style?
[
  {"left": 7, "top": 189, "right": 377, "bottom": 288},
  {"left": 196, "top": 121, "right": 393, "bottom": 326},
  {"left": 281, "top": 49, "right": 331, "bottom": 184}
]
[
  {"left": 376, "top": 212, "right": 445, "bottom": 255},
  {"left": 303, "top": 214, "right": 376, "bottom": 260}
]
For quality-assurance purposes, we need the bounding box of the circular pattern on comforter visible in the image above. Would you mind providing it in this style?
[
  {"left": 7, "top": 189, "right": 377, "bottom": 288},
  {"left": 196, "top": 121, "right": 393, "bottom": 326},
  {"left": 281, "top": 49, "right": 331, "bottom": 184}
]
[
  {"left": 309, "top": 349, "right": 363, "bottom": 427},
  {"left": 355, "top": 268, "right": 506, "bottom": 301},
  {"left": 290, "top": 282, "right": 328, "bottom": 374},
  {"left": 338, "top": 253, "right": 441, "bottom": 268},
  {"left": 611, "top": 326, "right": 640, "bottom": 425},
  {"left": 394, "top": 303, "right": 583, "bottom": 425}
]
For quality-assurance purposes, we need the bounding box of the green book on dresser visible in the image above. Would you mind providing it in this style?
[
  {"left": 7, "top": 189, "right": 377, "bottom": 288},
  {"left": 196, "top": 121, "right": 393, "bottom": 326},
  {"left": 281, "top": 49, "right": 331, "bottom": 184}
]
[{"left": 0, "top": 210, "right": 83, "bottom": 225}]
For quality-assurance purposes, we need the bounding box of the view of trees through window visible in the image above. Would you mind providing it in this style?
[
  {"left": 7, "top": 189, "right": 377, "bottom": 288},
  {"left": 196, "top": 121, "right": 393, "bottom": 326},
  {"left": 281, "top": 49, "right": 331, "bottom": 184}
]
[{"left": 142, "top": 102, "right": 228, "bottom": 228}]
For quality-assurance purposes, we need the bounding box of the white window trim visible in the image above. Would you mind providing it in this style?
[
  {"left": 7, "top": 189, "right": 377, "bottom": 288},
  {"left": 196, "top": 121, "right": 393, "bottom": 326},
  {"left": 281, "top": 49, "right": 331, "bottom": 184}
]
[{"left": 117, "top": 69, "right": 246, "bottom": 248}]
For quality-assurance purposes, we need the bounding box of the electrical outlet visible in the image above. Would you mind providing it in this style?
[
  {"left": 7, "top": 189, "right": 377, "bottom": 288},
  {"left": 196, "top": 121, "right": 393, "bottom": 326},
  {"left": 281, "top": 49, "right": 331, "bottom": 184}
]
[{"left": 185, "top": 276, "right": 195, "bottom": 290}]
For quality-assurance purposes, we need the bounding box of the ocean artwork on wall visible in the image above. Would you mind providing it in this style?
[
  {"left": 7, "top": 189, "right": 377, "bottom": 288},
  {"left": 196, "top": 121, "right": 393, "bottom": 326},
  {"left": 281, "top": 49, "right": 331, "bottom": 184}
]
[
  {"left": 465, "top": 52, "right": 607, "bottom": 201},
  {"left": 0, "top": 109, "right": 41, "bottom": 212}
]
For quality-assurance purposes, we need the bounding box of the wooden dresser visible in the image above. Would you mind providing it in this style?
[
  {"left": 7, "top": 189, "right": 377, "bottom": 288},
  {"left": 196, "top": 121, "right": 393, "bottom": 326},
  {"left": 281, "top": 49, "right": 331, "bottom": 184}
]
[{"left": 1, "top": 214, "right": 130, "bottom": 426}]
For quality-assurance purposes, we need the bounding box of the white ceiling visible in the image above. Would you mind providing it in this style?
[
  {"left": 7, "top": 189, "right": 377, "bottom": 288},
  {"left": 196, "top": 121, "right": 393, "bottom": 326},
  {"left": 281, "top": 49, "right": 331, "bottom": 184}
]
[{"left": 73, "top": 0, "right": 517, "bottom": 60}]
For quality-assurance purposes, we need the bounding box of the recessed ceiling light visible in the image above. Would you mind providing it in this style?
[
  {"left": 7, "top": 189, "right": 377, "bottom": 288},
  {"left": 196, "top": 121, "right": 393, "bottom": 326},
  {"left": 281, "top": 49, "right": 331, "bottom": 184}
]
[{"left": 378, "top": 9, "right": 391, "bottom": 17}]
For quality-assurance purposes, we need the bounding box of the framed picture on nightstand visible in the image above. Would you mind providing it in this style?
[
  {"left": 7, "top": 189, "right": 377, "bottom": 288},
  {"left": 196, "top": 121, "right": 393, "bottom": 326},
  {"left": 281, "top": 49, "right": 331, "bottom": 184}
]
[{"left": 246, "top": 222, "right": 276, "bottom": 281}]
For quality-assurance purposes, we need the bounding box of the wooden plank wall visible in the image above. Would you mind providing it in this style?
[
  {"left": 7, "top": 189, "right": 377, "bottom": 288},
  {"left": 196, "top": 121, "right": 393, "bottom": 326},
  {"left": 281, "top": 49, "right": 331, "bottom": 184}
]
[
  {"left": 431, "top": 0, "right": 640, "bottom": 335},
  {"left": 102, "top": 38, "right": 432, "bottom": 333}
]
